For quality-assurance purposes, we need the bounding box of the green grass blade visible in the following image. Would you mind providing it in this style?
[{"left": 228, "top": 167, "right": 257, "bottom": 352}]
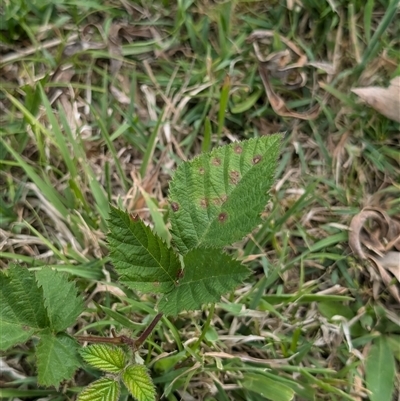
[
  {"left": 217, "top": 75, "right": 230, "bottom": 141},
  {"left": 140, "top": 110, "right": 164, "bottom": 178},
  {"left": 0, "top": 138, "right": 70, "bottom": 217}
]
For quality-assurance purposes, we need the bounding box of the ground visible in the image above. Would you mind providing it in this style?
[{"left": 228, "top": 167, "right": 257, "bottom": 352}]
[{"left": 0, "top": 1, "right": 399, "bottom": 400}]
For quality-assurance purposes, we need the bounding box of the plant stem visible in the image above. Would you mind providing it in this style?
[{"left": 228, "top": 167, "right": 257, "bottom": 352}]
[
  {"left": 75, "top": 334, "right": 136, "bottom": 348},
  {"left": 191, "top": 303, "right": 215, "bottom": 351},
  {"left": 134, "top": 312, "right": 163, "bottom": 348},
  {"left": 75, "top": 313, "right": 163, "bottom": 350}
]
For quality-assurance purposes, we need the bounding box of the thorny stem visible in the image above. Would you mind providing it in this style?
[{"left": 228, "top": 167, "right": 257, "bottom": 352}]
[{"left": 75, "top": 313, "right": 163, "bottom": 350}]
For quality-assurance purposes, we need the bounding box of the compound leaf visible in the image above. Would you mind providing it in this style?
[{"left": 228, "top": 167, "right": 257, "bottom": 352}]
[
  {"left": 158, "top": 248, "right": 250, "bottom": 316},
  {"left": 108, "top": 206, "right": 181, "bottom": 294},
  {"left": 0, "top": 266, "right": 48, "bottom": 350},
  {"left": 122, "top": 364, "right": 156, "bottom": 401},
  {"left": 36, "top": 268, "right": 84, "bottom": 332},
  {"left": 80, "top": 344, "right": 127, "bottom": 373},
  {"left": 169, "top": 134, "right": 282, "bottom": 254},
  {"left": 365, "top": 336, "right": 395, "bottom": 401},
  {"left": 36, "top": 331, "right": 80, "bottom": 388},
  {"left": 78, "top": 378, "right": 120, "bottom": 401}
]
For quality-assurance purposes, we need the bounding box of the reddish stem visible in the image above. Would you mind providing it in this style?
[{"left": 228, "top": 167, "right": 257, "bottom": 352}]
[
  {"left": 134, "top": 313, "right": 163, "bottom": 348},
  {"left": 75, "top": 313, "right": 163, "bottom": 350}
]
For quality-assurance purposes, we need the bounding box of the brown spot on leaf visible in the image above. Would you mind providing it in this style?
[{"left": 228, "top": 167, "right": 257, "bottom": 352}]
[
  {"left": 229, "top": 170, "right": 240, "bottom": 185},
  {"left": 212, "top": 157, "right": 221, "bottom": 166},
  {"left": 218, "top": 212, "right": 228, "bottom": 222},
  {"left": 176, "top": 269, "right": 185, "bottom": 279},
  {"left": 234, "top": 145, "right": 242, "bottom": 154},
  {"left": 200, "top": 198, "right": 208, "bottom": 208},
  {"left": 199, "top": 167, "right": 205, "bottom": 175},
  {"left": 212, "top": 195, "right": 227, "bottom": 206},
  {"left": 253, "top": 155, "right": 262, "bottom": 164},
  {"left": 171, "top": 202, "right": 180, "bottom": 212}
]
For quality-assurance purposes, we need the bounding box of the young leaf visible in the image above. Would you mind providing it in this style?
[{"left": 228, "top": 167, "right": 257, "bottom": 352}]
[
  {"left": 240, "top": 373, "right": 295, "bottom": 401},
  {"left": 0, "top": 266, "right": 48, "bottom": 350},
  {"left": 157, "top": 248, "right": 250, "bottom": 316},
  {"left": 169, "top": 134, "right": 282, "bottom": 253},
  {"left": 108, "top": 206, "right": 181, "bottom": 294},
  {"left": 80, "top": 344, "right": 127, "bottom": 373},
  {"left": 35, "top": 268, "right": 84, "bottom": 332},
  {"left": 36, "top": 331, "right": 81, "bottom": 388},
  {"left": 78, "top": 377, "right": 120, "bottom": 401},
  {"left": 365, "top": 336, "right": 395, "bottom": 401},
  {"left": 122, "top": 364, "right": 156, "bottom": 401}
]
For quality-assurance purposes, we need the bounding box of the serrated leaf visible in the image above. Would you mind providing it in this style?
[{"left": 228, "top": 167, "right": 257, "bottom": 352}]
[
  {"left": 158, "top": 248, "right": 250, "bottom": 316},
  {"left": 240, "top": 373, "right": 294, "bottom": 401},
  {"left": 36, "top": 331, "right": 80, "bottom": 388},
  {"left": 35, "top": 268, "right": 84, "bottom": 332},
  {"left": 169, "top": 134, "right": 282, "bottom": 254},
  {"left": 122, "top": 364, "right": 156, "bottom": 401},
  {"left": 107, "top": 206, "right": 181, "bottom": 294},
  {"left": 78, "top": 378, "right": 120, "bottom": 401},
  {"left": 0, "top": 266, "right": 48, "bottom": 350},
  {"left": 80, "top": 344, "right": 127, "bottom": 373},
  {"left": 365, "top": 336, "right": 395, "bottom": 401}
]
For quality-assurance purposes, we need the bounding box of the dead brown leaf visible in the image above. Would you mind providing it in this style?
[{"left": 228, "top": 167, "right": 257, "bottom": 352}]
[
  {"left": 375, "top": 252, "right": 400, "bottom": 281},
  {"left": 349, "top": 207, "right": 400, "bottom": 302},
  {"left": 352, "top": 76, "right": 400, "bottom": 123},
  {"left": 248, "top": 30, "right": 332, "bottom": 120},
  {"left": 258, "top": 64, "right": 321, "bottom": 120}
]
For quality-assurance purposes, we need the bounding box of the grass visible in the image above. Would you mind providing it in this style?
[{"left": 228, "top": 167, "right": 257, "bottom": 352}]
[{"left": 1, "top": 0, "right": 399, "bottom": 400}]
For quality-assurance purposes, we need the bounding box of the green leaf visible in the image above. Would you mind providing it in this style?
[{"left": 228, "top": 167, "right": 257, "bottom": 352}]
[
  {"left": 36, "top": 331, "right": 80, "bottom": 388},
  {"left": 386, "top": 335, "right": 400, "bottom": 362},
  {"left": 365, "top": 336, "right": 395, "bottom": 401},
  {"left": 169, "top": 134, "right": 282, "bottom": 254},
  {"left": 122, "top": 364, "right": 156, "bottom": 401},
  {"left": 158, "top": 248, "right": 250, "bottom": 316},
  {"left": 230, "top": 90, "right": 261, "bottom": 114},
  {"left": 108, "top": 206, "right": 181, "bottom": 294},
  {"left": 240, "top": 373, "right": 294, "bottom": 401},
  {"left": 80, "top": 344, "right": 127, "bottom": 373},
  {"left": 35, "top": 268, "right": 84, "bottom": 332},
  {"left": 78, "top": 378, "right": 120, "bottom": 401},
  {"left": 0, "top": 266, "right": 48, "bottom": 350}
]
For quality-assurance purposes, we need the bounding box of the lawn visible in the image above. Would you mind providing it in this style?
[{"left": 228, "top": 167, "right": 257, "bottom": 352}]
[{"left": 0, "top": 1, "right": 399, "bottom": 400}]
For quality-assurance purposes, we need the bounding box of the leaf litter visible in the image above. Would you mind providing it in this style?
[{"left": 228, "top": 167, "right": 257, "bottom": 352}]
[
  {"left": 248, "top": 30, "right": 334, "bottom": 120},
  {"left": 349, "top": 207, "right": 400, "bottom": 302},
  {"left": 352, "top": 76, "right": 400, "bottom": 123}
]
